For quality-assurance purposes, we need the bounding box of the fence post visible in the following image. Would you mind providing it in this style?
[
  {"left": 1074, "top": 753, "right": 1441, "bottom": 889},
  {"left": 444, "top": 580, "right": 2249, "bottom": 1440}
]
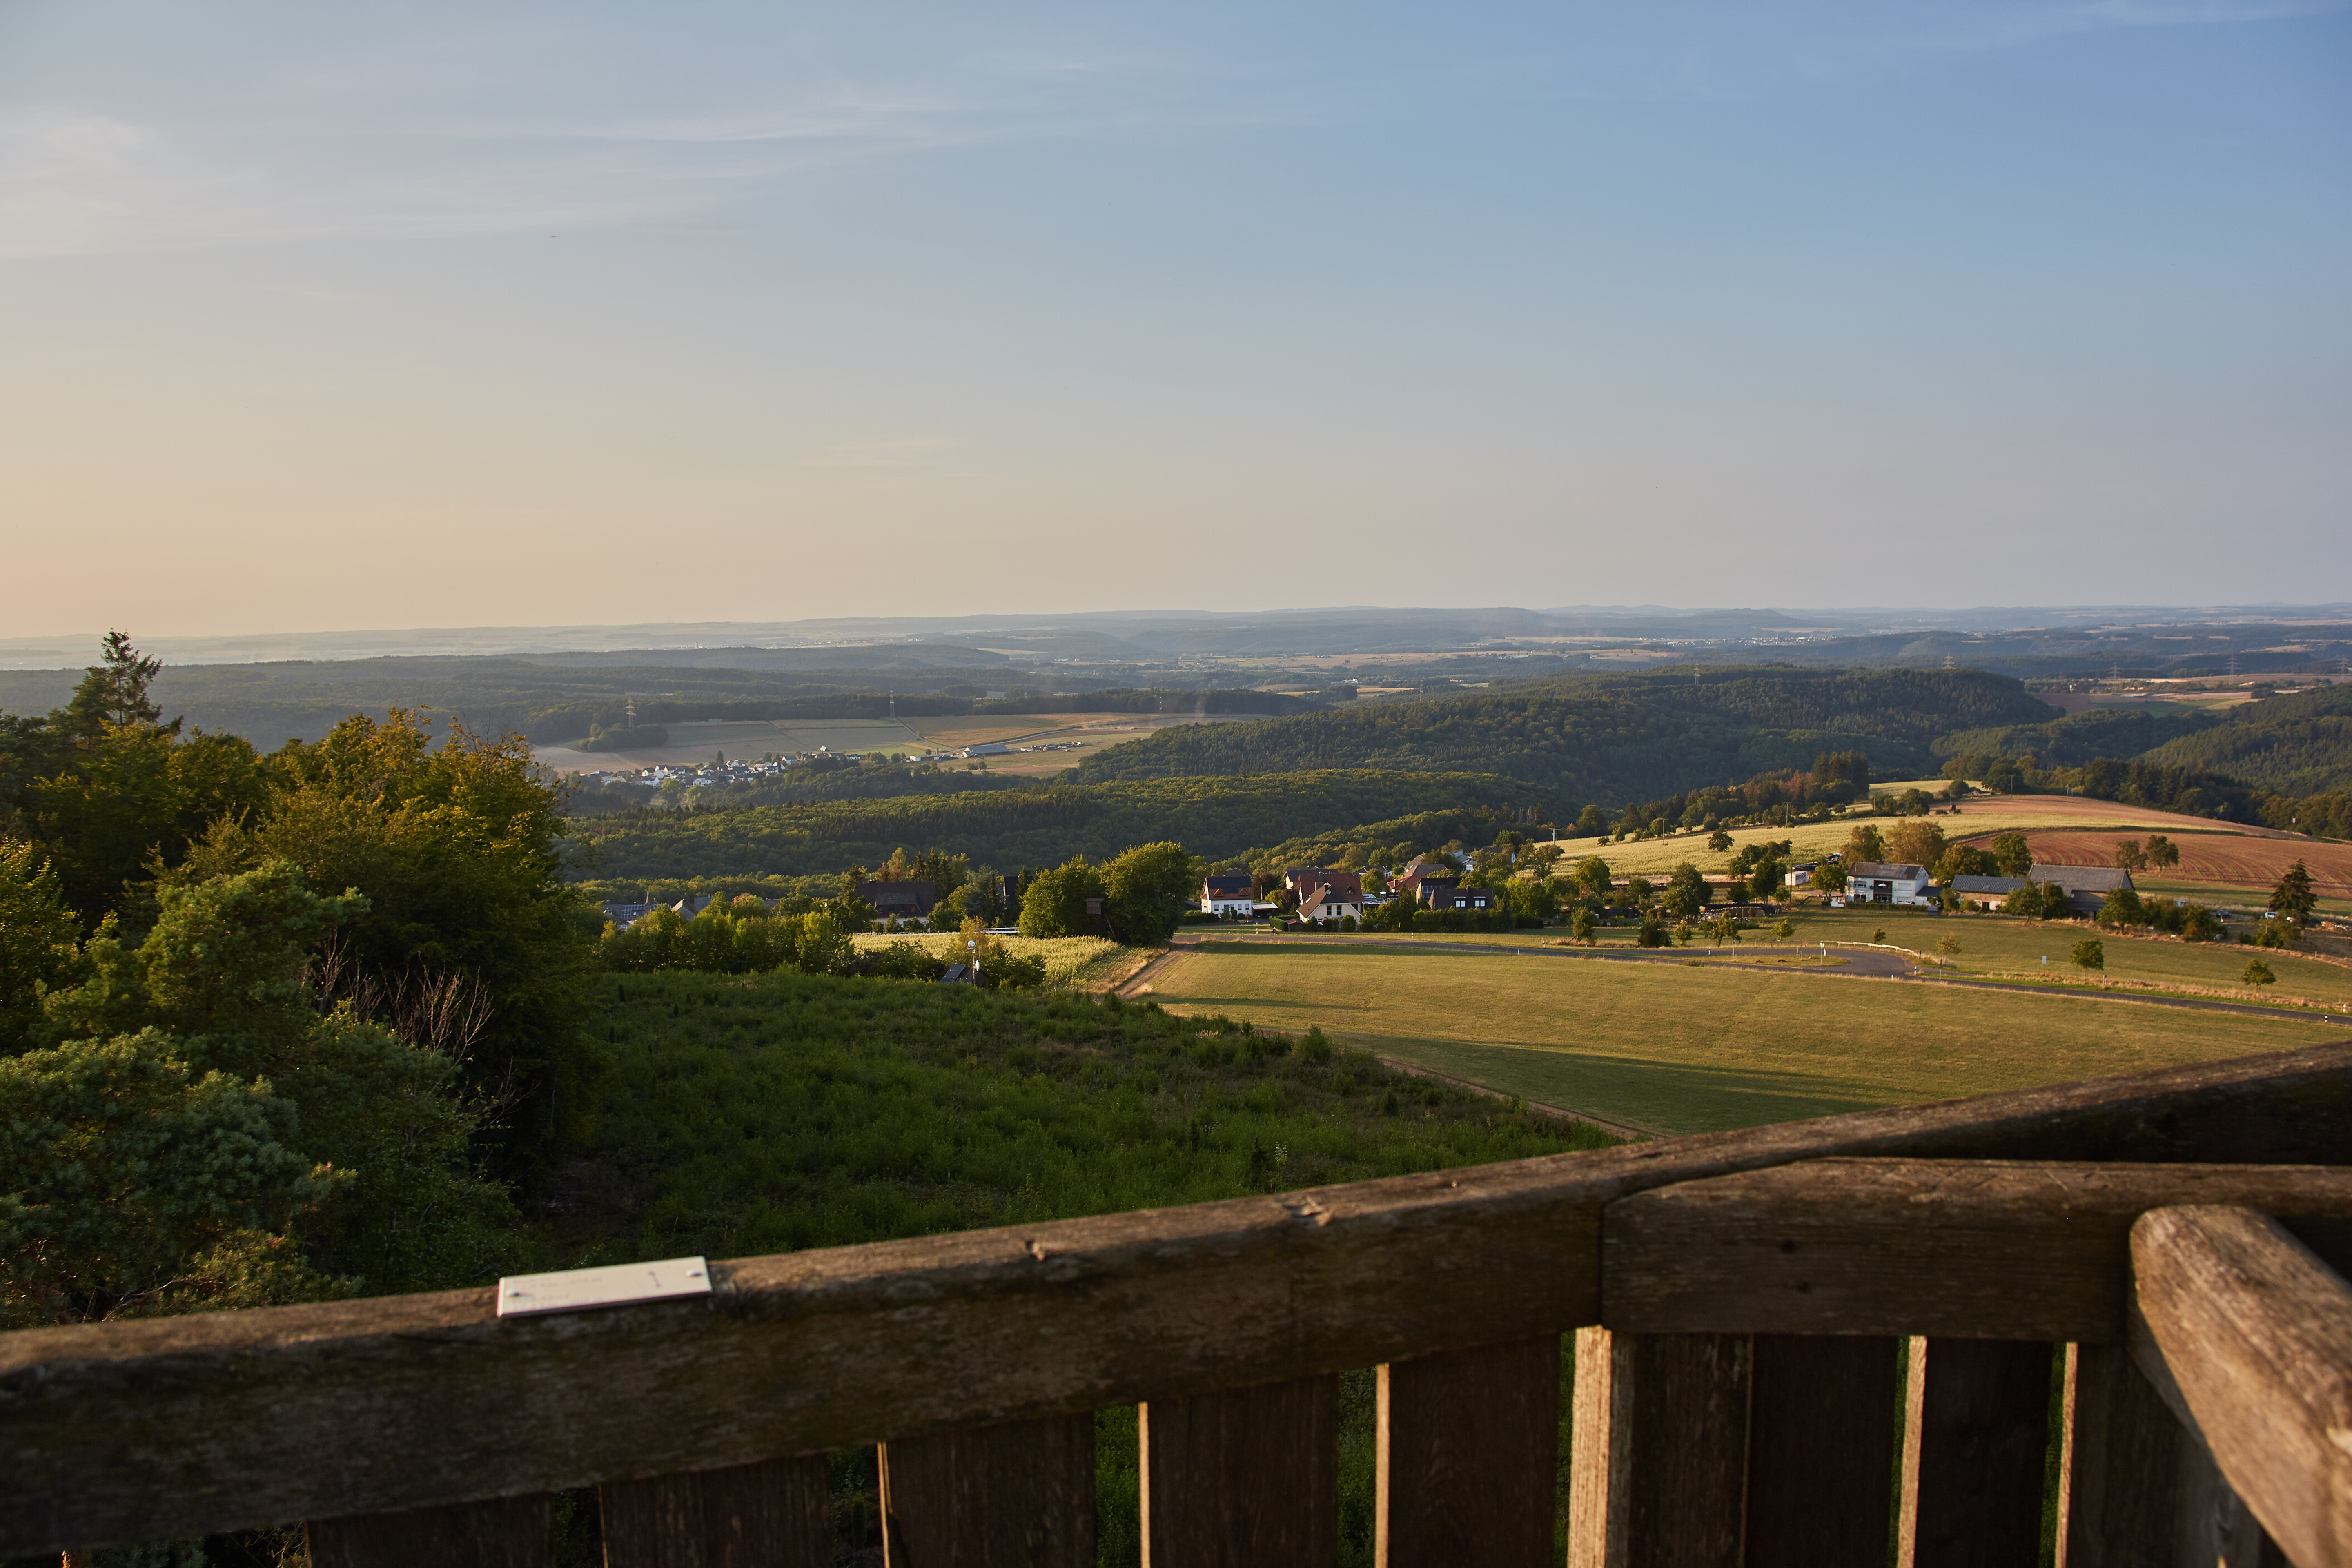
[
  {"left": 1376, "top": 1336, "right": 1559, "bottom": 1567},
  {"left": 601, "top": 1456, "right": 830, "bottom": 1568},
  {"left": 307, "top": 1495, "right": 551, "bottom": 1568},
  {"left": 1566, "top": 1328, "right": 1751, "bottom": 1568},
  {"left": 880, "top": 1414, "right": 1095, "bottom": 1568},
  {"left": 1896, "top": 1338, "right": 2054, "bottom": 1567},
  {"left": 1142, "top": 1376, "right": 1339, "bottom": 1566}
]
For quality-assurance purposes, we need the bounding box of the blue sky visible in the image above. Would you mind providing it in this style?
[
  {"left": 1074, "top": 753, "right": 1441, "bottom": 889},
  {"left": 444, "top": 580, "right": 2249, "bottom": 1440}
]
[{"left": 2, "top": 1, "right": 2345, "bottom": 634}]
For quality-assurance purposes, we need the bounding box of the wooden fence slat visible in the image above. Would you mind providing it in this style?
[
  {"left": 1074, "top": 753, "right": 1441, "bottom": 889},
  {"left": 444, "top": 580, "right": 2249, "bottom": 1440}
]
[
  {"left": 601, "top": 1456, "right": 829, "bottom": 1568},
  {"left": 1743, "top": 1335, "right": 1900, "bottom": 1568},
  {"left": 1376, "top": 1335, "right": 1559, "bottom": 1568},
  {"left": 2065, "top": 1341, "right": 2285, "bottom": 1568},
  {"left": 306, "top": 1494, "right": 550, "bottom": 1568},
  {"left": 1605, "top": 1159, "right": 2352, "bottom": 1341},
  {"left": 1897, "top": 1338, "right": 2052, "bottom": 1568},
  {"left": 880, "top": 1413, "right": 1095, "bottom": 1568},
  {"left": 14, "top": 1041, "right": 2352, "bottom": 1556},
  {"left": 1566, "top": 1328, "right": 1750, "bottom": 1568},
  {"left": 2132, "top": 1205, "right": 2352, "bottom": 1568},
  {"left": 1142, "top": 1375, "right": 1338, "bottom": 1566}
]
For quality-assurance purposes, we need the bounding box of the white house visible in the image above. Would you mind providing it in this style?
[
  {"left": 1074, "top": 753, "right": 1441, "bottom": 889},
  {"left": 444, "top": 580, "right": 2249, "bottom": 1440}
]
[
  {"left": 1842, "top": 861, "right": 1935, "bottom": 908},
  {"left": 1296, "top": 872, "right": 1366, "bottom": 923},
  {"left": 1200, "top": 874, "right": 1255, "bottom": 917}
]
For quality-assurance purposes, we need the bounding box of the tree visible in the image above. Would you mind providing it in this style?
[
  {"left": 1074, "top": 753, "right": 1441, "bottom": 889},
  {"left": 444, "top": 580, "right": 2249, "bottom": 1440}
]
[
  {"left": 2269, "top": 861, "right": 2317, "bottom": 930},
  {"left": 1571, "top": 907, "right": 1597, "bottom": 945},
  {"left": 0, "top": 844, "right": 86, "bottom": 1052},
  {"left": 60, "top": 630, "right": 169, "bottom": 739},
  {"left": 2112, "top": 839, "right": 2148, "bottom": 873},
  {"left": 1624, "top": 875, "right": 1655, "bottom": 907},
  {"left": 1707, "top": 829, "right": 1734, "bottom": 853},
  {"left": 1774, "top": 920, "right": 1795, "bottom": 942},
  {"left": 1991, "top": 834, "right": 2034, "bottom": 878},
  {"left": 1018, "top": 858, "right": 1108, "bottom": 938},
  {"left": 1661, "top": 862, "right": 1710, "bottom": 920},
  {"left": 1100, "top": 842, "right": 1200, "bottom": 944},
  {"left": 170, "top": 710, "right": 594, "bottom": 1172},
  {"left": 1635, "top": 910, "right": 1669, "bottom": 948},
  {"left": 2098, "top": 888, "right": 2145, "bottom": 928},
  {"left": 1842, "top": 824, "right": 1886, "bottom": 866},
  {"left": 2145, "top": 834, "right": 2180, "bottom": 870},
  {"left": 2242, "top": 958, "right": 2274, "bottom": 987},
  {"left": 1810, "top": 862, "right": 1848, "bottom": 895},
  {"left": 1884, "top": 820, "right": 1948, "bottom": 872},
  {"left": 1573, "top": 856, "right": 1614, "bottom": 899},
  {"left": 1573, "top": 805, "right": 1610, "bottom": 837},
  {"left": 1937, "top": 935, "right": 1961, "bottom": 956},
  {"left": 2071, "top": 938, "right": 2105, "bottom": 976}
]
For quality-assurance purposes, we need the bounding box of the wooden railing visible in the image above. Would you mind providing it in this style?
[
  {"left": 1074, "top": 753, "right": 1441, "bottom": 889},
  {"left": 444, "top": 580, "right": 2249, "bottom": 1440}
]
[{"left": 7, "top": 1040, "right": 2352, "bottom": 1566}]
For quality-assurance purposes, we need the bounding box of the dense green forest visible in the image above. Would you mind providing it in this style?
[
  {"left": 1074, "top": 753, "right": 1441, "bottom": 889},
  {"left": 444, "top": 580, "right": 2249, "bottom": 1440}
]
[
  {"left": 1929, "top": 706, "right": 2227, "bottom": 771},
  {"left": 568, "top": 771, "right": 1555, "bottom": 881},
  {"left": 1065, "top": 668, "right": 2058, "bottom": 795},
  {"left": 2132, "top": 684, "right": 2352, "bottom": 795}
]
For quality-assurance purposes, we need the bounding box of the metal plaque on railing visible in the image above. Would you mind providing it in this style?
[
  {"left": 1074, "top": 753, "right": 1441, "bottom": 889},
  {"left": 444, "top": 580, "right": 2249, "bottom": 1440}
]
[{"left": 497, "top": 1256, "right": 711, "bottom": 1317}]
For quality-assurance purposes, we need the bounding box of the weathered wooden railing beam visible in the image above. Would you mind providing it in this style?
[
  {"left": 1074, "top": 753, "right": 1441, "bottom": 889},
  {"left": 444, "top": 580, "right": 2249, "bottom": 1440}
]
[
  {"left": 1604, "top": 1158, "right": 2352, "bottom": 1341},
  {"left": 5, "top": 1040, "right": 2350, "bottom": 1555},
  {"left": 2132, "top": 1205, "right": 2352, "bottom": 1568}
]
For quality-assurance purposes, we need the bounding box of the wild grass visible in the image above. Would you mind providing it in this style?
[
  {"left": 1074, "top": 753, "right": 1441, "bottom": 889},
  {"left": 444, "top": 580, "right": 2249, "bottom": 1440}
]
[{"left": 550, "top": 967, "right": 1617, "bottom": 1566}]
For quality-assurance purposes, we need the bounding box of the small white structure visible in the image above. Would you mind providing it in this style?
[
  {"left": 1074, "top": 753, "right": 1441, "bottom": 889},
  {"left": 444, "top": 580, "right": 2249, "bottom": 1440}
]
[
  {"left": 960, "top": 743, "right": 1010, "bottom": 758},
  {"left": 1843, "top": 861, "right": 1935, "bottom": 907}
]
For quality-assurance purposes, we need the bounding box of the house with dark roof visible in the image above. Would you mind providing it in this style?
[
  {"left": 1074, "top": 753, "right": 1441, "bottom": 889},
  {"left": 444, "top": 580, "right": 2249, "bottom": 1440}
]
[
  {"left": 2028, "top": 864, "right": 2134, "bottom": 916},
  {"left": 1200, "top": 874, "right": 1255, "bottom": 917},
  {"left": 859, "top": 880, "right": 938, "bottom": 921},
  {"left": 1951, "top": 875, "right": 2028, "bottom": 909},
  {"left": 1296, "top": 872, "right": 1365, "bottom": 923},
  {"left": 1422, "top": 885, "right": 1499, "bottom": 913}
]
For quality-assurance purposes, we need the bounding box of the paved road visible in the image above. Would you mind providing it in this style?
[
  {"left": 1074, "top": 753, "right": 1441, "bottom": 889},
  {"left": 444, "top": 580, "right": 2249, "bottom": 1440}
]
[{"left": 1143, "top": 931, "right": 2348, "bottom": 1027}]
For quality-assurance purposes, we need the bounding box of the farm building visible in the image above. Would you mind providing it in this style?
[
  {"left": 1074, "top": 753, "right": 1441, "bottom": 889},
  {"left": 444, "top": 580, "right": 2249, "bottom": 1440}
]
[
  {"left": 1842, "top": 861, "right": 1935, "bottom": 908},
  {"left": 1951, "top": 875, "right": 2028, "bottom": 910},
  {"left": 2027, "top": 864, "right": 2135, "bottom": 916},
  {"left": 1199, "top": 874, "right": 1255, "bottom": 917},
  {"left": 959, "top": 743, "right": 1010, "bottom": 758}
]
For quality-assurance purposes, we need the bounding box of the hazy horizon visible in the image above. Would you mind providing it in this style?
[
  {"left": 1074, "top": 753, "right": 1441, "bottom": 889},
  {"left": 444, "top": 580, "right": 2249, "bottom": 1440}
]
[{"left": 5, "top": 1, "right": 2347, "bottom": 632}]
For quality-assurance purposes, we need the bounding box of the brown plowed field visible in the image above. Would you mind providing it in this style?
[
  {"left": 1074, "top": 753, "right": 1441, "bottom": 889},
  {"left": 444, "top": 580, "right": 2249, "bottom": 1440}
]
[{"left": 1961, "top": 829, "right": 2352, "bottom": 894}]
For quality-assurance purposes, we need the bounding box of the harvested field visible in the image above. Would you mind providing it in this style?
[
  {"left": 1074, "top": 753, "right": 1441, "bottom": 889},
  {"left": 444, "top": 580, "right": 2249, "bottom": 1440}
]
[{"left": 1973, "top": 828, "right": 2352, "bottom": 895}]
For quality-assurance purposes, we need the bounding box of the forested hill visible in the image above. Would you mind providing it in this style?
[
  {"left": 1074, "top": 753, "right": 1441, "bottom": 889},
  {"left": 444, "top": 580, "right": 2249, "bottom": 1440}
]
[
  {"left": 1066, "top": 668, "right": 2056, "bottom": 801},
  {"left": 2134, "top": 684, "right": 2352, "bottom": 795},
  {"left": 569, "top": 771, "right": 1552, "bottom": 881}
]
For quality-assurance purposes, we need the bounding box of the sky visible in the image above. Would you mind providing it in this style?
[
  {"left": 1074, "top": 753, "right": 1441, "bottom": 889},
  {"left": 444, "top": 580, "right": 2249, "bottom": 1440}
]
[{"left": 2, "top": 0, "right": 2347, "bottom": 635}]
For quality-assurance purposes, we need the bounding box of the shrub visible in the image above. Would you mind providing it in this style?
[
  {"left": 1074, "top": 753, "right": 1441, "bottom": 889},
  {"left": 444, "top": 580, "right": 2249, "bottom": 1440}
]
[{"left": 2243, "top": 958, "right": 2276, "bottom": 987}]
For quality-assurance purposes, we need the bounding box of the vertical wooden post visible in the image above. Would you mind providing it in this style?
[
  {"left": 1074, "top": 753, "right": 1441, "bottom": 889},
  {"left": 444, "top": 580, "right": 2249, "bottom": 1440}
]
[
  {"left": 2068, "top": 1341, "right": 2286, "bottom": 1568},
  {"left": 1743, "top": 1335, "right": 1901, "bottom": 1568},
  {"left": 881, "top": 1413, "right": 1096, "bottom": 1568},
  {"left": 1565, "top": 1328, "right": 1750, "bottom": 1568},
  {"left": 1376, "top": 1336, "right": 1559, "bottom": 1568},
  {"left": 1142, "top": 1375, "right": 1339, "bottom": 1567},
  {"left": 307, "top": 1494, "right": 551, "bottom": 1568},
  {"left": 1897, "top": 1339, "right": 2052, "bottom": 1568},
  {"left": 601, "top": 1456, "right": 830, "bottom": 1568}
]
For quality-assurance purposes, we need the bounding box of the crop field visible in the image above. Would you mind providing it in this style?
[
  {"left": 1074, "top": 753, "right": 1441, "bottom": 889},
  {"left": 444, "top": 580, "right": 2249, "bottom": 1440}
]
[
  {"left": 1138, "top": 942, "right": 2332, "bottom": 1136},
  {"left": 1979, "top": 828, "right": 2352, "bottom": 895},
  {"left": 907, "top": 710, "right": 1286, "bottom": 776},
  {"left": 1544, "top": 794, "right": 2236, "bottom": 879}
]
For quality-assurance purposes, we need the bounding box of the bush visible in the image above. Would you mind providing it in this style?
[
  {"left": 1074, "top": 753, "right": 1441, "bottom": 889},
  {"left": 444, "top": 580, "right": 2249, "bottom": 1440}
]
[
  {"left": 2070, "top": 938, "right": 2105, "bottom": 974},
  {"left": 2243, "top": 958, "right": 2276, "bottom": 987}
]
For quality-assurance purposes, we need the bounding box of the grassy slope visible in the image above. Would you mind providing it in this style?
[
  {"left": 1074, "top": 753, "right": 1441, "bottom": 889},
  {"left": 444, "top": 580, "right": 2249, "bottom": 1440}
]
[{"left": 1139, "top": 940, "right": 2332, "bottom": 1136}]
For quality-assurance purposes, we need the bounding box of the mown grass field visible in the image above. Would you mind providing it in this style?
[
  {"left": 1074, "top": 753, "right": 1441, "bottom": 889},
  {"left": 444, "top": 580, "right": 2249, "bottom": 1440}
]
[{"left": 1140, "top": 942, "right": 2333, "bottom": 1136}]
